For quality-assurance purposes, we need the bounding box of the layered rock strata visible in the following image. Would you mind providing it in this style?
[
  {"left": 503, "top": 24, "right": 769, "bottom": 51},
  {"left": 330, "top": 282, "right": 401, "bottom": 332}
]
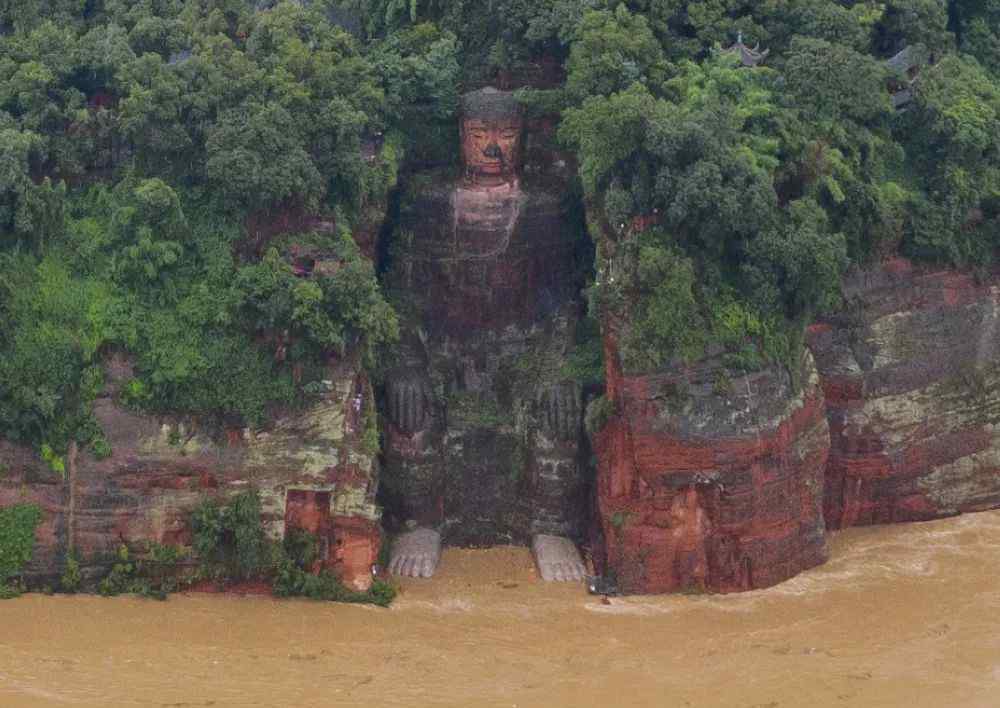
[
  {"left": 591, "top": 332, "right": 830, "bottom": 594},
  {"left": 807, "top": 258, "right": 1000, "bottom": 529},
  {"left": 0, "top": 352, "right": 381, "bottom": 591}
]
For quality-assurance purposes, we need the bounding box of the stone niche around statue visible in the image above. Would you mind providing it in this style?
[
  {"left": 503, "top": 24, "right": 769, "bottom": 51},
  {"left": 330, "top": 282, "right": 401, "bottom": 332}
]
[{"left": 379, "top": 87, "right": 592, "bottom": 582}]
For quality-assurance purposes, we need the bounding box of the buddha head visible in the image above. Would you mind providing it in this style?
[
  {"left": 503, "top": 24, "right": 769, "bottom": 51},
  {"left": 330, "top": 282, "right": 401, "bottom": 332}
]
[{"left": 460, "top": 87, "right": 524, "bottom": 184}]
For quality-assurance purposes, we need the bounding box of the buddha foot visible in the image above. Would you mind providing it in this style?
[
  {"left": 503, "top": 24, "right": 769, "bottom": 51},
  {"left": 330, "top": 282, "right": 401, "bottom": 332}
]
[
  {"left": 388, "top": 527, "right": 441, "bottom": 578},
  {"left": 532, "top": 534, "right": 586, "bottom": 582}
]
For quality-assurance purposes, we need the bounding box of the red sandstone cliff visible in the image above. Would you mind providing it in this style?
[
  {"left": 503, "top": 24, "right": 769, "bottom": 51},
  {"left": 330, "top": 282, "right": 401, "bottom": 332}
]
[
  {"left": 807, "top": 258, "right": 1000, "bottom": 529},
  {"left": 592, "top": 332, "right": 830, "bottom": 594},
  {"left": 9, "top": 239, "right": 1000, "bottom": 596},
  {"left": 0, "top": 351, "right": 383, "bottom": 592}
]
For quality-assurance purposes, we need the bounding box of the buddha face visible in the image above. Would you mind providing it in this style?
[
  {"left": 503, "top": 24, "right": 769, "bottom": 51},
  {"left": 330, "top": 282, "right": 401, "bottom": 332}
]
[{"left": 461, "top": 116, "right": 523, "bottom": 182}]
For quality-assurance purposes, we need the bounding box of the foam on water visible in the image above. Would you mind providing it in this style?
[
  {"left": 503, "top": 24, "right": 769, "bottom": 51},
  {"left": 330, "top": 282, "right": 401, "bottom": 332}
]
[
  {"left": 583, "top": 600, "right": 678, "bottom": 616},
  {"left": 395, "top": 597, "right": 475, "bottom": 614}
]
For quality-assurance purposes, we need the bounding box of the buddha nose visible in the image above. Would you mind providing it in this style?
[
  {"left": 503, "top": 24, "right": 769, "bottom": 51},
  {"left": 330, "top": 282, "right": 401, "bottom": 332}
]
[{"left": 483, "top": 142, "right": 503, "bottom": 160}]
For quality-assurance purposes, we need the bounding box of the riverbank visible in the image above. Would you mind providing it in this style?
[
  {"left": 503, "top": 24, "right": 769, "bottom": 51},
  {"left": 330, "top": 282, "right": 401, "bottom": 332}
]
[{"left": 2, "top": 511, "right": 999, "bottom": 708}]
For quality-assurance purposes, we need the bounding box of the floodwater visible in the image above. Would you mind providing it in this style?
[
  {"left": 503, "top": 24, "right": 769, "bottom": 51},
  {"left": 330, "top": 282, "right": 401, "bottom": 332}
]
[{"left": 2, "top": 513, "right": 1000, "bottom": 708}]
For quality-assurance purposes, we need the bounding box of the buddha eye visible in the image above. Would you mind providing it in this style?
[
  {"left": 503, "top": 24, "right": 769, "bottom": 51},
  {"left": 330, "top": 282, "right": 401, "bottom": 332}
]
[{"left": 501, "top": 130, "right": 518, "bottom": 139}]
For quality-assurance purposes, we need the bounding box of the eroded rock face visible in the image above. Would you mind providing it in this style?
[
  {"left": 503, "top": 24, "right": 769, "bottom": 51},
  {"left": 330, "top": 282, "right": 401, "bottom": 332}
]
[
  {"left": 591, "top": 336, "right": 829, "bottom": 594},
  {"left": 807, "top": 258, "right": 1000, "bottom": 529},
  {"left": 0, "top": 353, "right": 382, "bottom": 592}
]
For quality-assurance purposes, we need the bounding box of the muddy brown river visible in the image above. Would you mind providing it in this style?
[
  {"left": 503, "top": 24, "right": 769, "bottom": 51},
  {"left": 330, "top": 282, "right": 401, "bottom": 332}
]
[{"left": 2, "top": 511, "right": 999, "bottom": 708}]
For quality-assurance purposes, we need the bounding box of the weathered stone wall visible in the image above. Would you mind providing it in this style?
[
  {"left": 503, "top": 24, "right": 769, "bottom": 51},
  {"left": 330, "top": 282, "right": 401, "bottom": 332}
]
[
  {"left": 592, "top": 332, "right": 829, "bottom": 594},
  {"left": 807, "top": 258, "right": 1000, "bottom": 529},
  {"left": 0, "top": 352, "right": 382, "bottom": 593}
]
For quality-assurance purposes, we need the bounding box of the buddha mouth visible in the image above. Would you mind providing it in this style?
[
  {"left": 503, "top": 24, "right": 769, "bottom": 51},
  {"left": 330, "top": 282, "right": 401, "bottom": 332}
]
[{"left": 474, "top": 161, "right": 504, "bottom": 173}]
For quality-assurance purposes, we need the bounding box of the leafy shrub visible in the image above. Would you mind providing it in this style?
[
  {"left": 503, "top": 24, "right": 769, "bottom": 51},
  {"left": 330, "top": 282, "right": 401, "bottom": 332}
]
[
  {"left": 235, "top": 229, "right": 399, "bottom": 369},
  {"left": 0, "top": 503, "right": 42, "bottom": 597},
  {"left": 191, "top": 491, "right": 395, "bottom": 606},
  {"left": 272, "top": 529, "right": 396, "bottom": 607},
  {"left": 60, "top": 549, "right": 82, "bottom": 593},
  {"left": 561, "top": 315, "right": 605, "bottom": 388},
  {"left": 97, "top": 543, "right": 186, "bottom": 600},
  {"left": 613, "top": 232, "right": 707, "bottom": 373},
  {"left": 584, "top": 394, "right": 614, "bottom": 435},
  {"left": 97, "top": 544, "right": 137, "bottom": 597},
  {"left": 0, "top": 254, "right": 114, "bottom": 452},
  {"left": 191, "top": 490, "right": 268, "bottom": 582}
]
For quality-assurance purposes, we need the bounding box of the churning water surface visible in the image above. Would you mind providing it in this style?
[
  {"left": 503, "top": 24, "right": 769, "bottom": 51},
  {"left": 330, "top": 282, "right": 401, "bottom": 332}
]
[{"left": 2, "top": 511, "right": 1000, "bottom": 708}]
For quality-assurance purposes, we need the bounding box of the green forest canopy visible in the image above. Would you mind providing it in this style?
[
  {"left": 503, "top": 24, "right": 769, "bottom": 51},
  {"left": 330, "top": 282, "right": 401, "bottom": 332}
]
[{"left": 0, "top": 1, "right": 997, "bottom": 453}]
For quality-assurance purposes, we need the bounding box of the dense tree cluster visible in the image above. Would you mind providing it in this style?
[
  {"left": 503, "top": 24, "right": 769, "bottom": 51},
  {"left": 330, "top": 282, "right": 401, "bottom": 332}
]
[
  {"left": 553, "top": 1, "right": 999, "bottom": 372},
  {"left": 329, "top": 0, "right": 998, "bottom": 369},
  {"left": 0, "top": 1, "right": 998, "bottom": 455},
  {"left": 0, "top": 1, "right": 431, "bottom": 454}
]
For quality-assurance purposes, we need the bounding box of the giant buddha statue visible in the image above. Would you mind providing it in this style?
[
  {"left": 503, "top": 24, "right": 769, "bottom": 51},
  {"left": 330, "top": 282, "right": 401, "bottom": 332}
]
[{"left": 381, "top": 87, "right": 589, "bottom": 582}]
